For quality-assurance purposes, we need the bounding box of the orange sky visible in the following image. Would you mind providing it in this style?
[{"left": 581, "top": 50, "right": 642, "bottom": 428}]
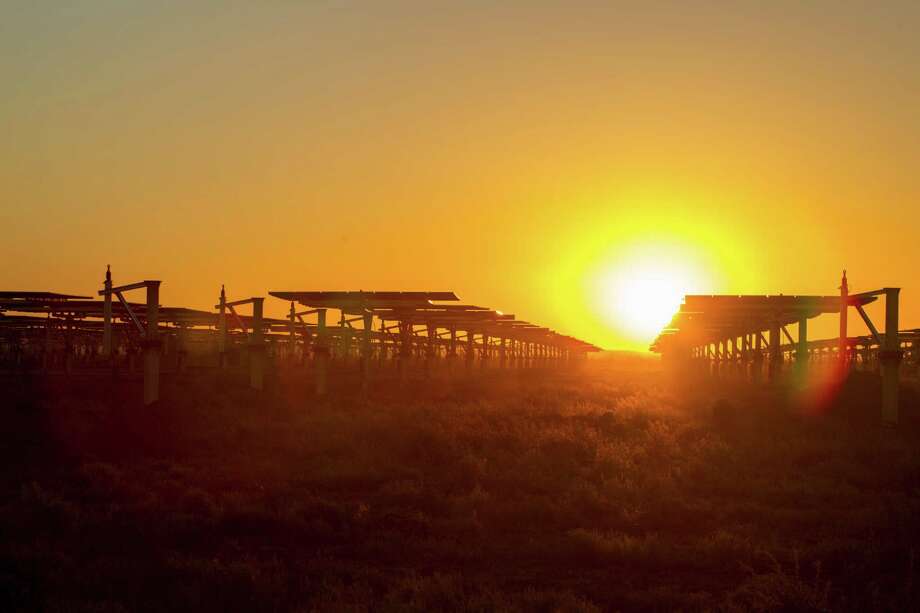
[{"left": 2, "top": 2, "right": 919, "bottom": 350}]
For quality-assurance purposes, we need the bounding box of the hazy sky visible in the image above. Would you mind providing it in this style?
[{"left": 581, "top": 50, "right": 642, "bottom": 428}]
[{"left": 2, "top": 1, "right": 919, "bottom": 350}]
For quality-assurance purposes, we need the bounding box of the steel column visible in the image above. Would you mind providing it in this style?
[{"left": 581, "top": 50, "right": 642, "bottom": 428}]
[{"left": 143, "top": 281, "right": 161, "bottom": 405}]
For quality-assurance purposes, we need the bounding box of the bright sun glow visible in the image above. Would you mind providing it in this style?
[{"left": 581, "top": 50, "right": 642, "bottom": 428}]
[
  {"left": 591, "top": 243, "right": 710, "bottom": 348},
  {"left": 609, "top": 276, "right": 685, "bottom": 338}
]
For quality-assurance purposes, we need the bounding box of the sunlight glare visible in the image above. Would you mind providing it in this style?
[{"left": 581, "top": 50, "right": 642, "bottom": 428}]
[
  {"left": 592, "top": 243, "right": 710, "bottom": 348},
  {"left": 610, "top": 277, "right": 685, "bottom": 337}
]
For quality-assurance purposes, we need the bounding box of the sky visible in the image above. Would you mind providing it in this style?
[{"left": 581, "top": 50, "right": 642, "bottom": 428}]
[{"left": 2, "top": 1, "right": 919, "bottom": 350}]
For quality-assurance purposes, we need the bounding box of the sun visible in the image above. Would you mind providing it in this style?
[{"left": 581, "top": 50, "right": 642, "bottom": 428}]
[
  {"left": 591, "top": 244, "right": 708, "bottom": 347},
  {"left": 611, "top": 276, "right": 685, "bottom": 337}
]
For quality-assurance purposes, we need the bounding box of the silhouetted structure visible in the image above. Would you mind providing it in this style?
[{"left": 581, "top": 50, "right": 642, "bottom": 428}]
[
  {"left": 651, "top": 273, "right": 908, "bottom": 424},
  {"left": 0, "top": 268, "right": 601, "bottom": 404}
]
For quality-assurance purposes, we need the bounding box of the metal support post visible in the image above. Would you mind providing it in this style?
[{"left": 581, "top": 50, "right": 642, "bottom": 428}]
[
  {"left": 218, "top": 286, "right": 227, "bottom": 368},
  {"left": 752, "top": 331, "right": 763, "bottom": 384},
  {"left": 797, "top": 316, "right": 808, "bottom": 380},
  {"left": 102, "top": 265, "right": 112, "bottom": 358},
  {"left": 288, "top": 302, "right": 297, "bottom": 363},
  {"left": 839, "top": 270, "right": 848, "bottom": 369},
  {"left": 143, "top": 281, "right": 161, "bottom": 405},
  {"left": 425, "top": 323, "right": 436, "bottom": 378},
  {"left": 769, "top": 325, "right": 781, "bottom": 381},
  {"left": 315, "top": 309, "right": 328, "bottom": 396},
  {"left": 399, "top": 320, "right": 411, "bottom": 382},
  {"left": 249, "top": 297, "right": 264, "bottom": 391},
  {"left": 881, "top": 288, "right": 901, "bottom": 425},
  {"left": 447, "top": 327, "right": 457, "bottom": 374},
  {"left": 362, "top": 312, "right": 373, "bottom": 391}
]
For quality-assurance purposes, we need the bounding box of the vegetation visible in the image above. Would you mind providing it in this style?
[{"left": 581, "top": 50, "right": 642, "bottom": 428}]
[{"left": 2, "top": 361, "right": 919, "bottom": 611}]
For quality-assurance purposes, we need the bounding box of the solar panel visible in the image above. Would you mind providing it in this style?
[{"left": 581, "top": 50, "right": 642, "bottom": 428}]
[
  {"left": 0, "top": 291, "right": 91, "bottom": 300},
  {"left": 269, "top": 291, "right": 459, "bottom": 308}
]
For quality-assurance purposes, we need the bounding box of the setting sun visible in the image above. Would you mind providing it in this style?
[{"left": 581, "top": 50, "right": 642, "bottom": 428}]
[
  {"left": 588, "top": 241, "right": 711, "bottom": 348},
  {"left": 608, "top": 276, "right": 685, "bottom": 339}
]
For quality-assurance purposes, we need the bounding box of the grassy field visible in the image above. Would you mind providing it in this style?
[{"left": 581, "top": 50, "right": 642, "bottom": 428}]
[{"left": 2, "top": 360, "right": 920, "bottom": 612}]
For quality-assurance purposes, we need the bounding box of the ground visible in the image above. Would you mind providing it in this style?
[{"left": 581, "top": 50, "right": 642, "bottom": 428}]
[{"left": 2, "top": 361, "right": 920, "bottom": 612}]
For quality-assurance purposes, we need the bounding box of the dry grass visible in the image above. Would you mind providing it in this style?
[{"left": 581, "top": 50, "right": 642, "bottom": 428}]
[{"left": 1, "top": 362, "right": 919, "bottom": 611}]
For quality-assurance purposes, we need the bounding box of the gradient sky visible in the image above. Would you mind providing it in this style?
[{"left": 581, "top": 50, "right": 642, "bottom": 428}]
[{"left": 2, "top": 1, "right": 919, "bottom": 350}]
